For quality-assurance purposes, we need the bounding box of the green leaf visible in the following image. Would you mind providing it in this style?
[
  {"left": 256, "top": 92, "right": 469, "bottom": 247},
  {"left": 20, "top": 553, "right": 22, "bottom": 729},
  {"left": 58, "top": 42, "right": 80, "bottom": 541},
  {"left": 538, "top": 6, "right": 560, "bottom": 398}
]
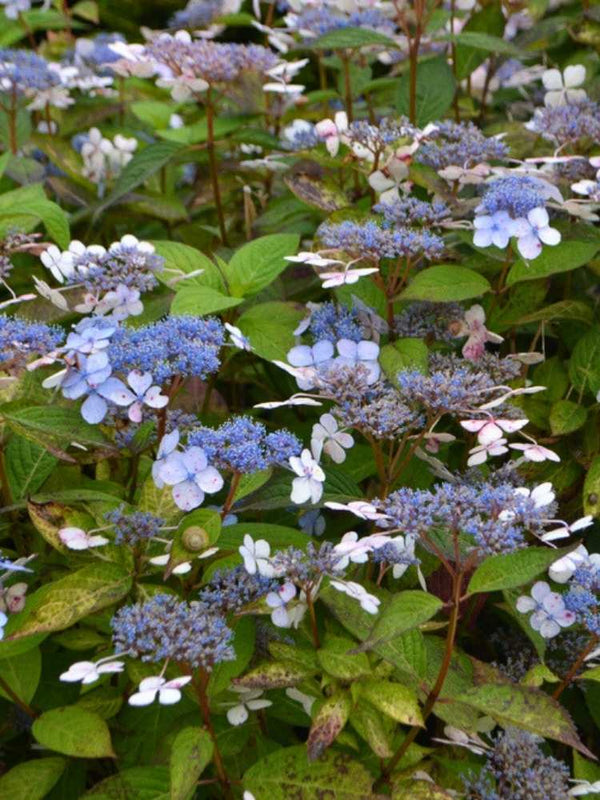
[
  {"left": 171, "top": 286, "right": 242, "bottom": 316},
  {"left": 170, "top": 727, "right": 213, "bottom": 800},
  {"left": 573, "top": 753, "right": 600, "bottom": 800},
  {"left": 357, "top": 591, "right": 442, "bottom": 651},
  {"left": 467, "top": 547, "right": 575, "bottom": 595},
  {"left": 584, "top": 456, "right": 600, "bottom": 518},
  {"left": 517, "top": 299, "right": 594, "bottom": 325},
  {"left": 453, "top": 3, "right": 506, "bottom": 79},
  {"left": 138, "top": 477, "right": 182, "bottom": 523},
  {"left": 457, "top": 683, "right": 595, "bottom": 758},
  {"left": 33, "top": 706, "right": 115, "bottom": 759},
  {"left": 506, "top": 240, "right": 600, "bottom": 286},
  {"left": 7, "top": 563, "right": 132, "bottom": 640},
  {"left": 0, "top": 403, "right": 109, "bottom": 457},
  {"left": 442, "top": 31, "right": 519, "bottom": 56},
  {"left": 397, "top": 57, "right": 456, "bottom": 126},
  {"left": 309, "top": 27, "right": 398, "bottom": 50},
  {"left": 234, "top": 661, "right": 317, "bottom": 690},
  {"left": 4, "top": 436, "right": 57, "bottom": 499},
  {"left": 81, "top": 767, "right": 169, "bottom": 799},
  {"left": 398, "top": 265, "right": 491, "bottom": 302},
  {"left": 228, "top": 234, "right": 300, "bottom": 297},
  {"left": 0, "top": 197, "right": 70, "bottom": 248},
  {"left": 209, "top": 617, "right": 256, "bottom": 697},
  {"left": 0, "top": 646, "right": 41, "bottom": 705},
  {"left": 380, "top": 339, "right": 428, "bottom": 386},
  {"left": 350, "top": 704, "right": 393, "bottom": 758},
  {"left": 131, "top": 101, "right": 175, "bottom": 129},
  {"left": 157, "top": 116, "right": 245, "bottom": 144},
  {"left": 392, "top": 779, "right": 454, "bottom": 799},
  {"left": 100, "top": 142, "right": 185, "bottom": 211},
  {"left": 569, "top": 327, "right": 600, "bottom": 398},
  {"left": 244, "top": 745, "right": 374, "bottom": 799},
  {"left": 0, "top": 757, "right": 66, "bottom": 800},
  {"left": 237, "top": 301, "right": 304, "bottom": 361},
  {"left": 357, "top": 680, "right": 423, "bottom": 726},
  {"left": 152, "top": 240, "right": 224, "bottom": 291},
  {"left": 549, "top": 399, "right": 588, "bottom": 435},
  {"left": 307, "top": 692, "right": 352, "bottom": 761},
  {"left": 218, "top": 522, "right": 309, "bottom": 550},
  {"left": 317, "top": 636, "right": 371, "bottom": 680},
  {"left": 72, "top": 0, "right": 99, "bottom": 22}
]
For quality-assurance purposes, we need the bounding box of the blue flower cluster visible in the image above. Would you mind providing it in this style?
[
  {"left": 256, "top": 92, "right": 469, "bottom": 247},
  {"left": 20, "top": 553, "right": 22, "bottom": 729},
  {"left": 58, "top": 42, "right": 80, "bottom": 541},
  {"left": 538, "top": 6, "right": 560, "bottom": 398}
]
[
  {"left": 288, "top": 7, "right": 395, "bottom": 39},
  {"left": 111, "top": 593, "right": 235, "bottom": 669},
  {"left": 417, "top": 120, "right": 509, "bottom": 170},
  {"left": 109, "top": 316, "right": 224, "bottom": 384},
  {"left": 463, "top": 728, "right": 570, "bottom": 800},
  {"left": 170, "top": 0, "right": 224, "bottom": 28},
  {"left": 104, "top": 506, "right": 163, "bottom": 547},
  {"left": 377, "top": 480, "right": 557, "bottom": 554},
  {"left": 188, "top": 416, "right": 301, "bottom": 473},
  {"left": 0, "top": 315, "right": 62, "bottom": 368},
  {"left": 318, "top": 220, "right": 444, "bottom": 261},
  {"left": 477, "top": 176, "right": 546, "bottom": 219},
  {"left": 198, "top": 566, "right": 277, "bottom": 614},
  {"left": 308, "top": 302, "right": 362, "bottom": 344},
  {"left": 528, "top": 99, "right": 600, "bottom": 146},
  {"left": 0, "top": 48, "right": 59, "bottom": 95},
  {"left": 394, "top": 301, "right": 463, "bottom": 342},
  {"left": 564, "top": 566, "right": 600, "bottom": 636},
  {"left": 375, "top": 197, "right": 450, "bottom": 228},
  {"left": 70, "top": 240, "right": 164, "bottom": 294}
]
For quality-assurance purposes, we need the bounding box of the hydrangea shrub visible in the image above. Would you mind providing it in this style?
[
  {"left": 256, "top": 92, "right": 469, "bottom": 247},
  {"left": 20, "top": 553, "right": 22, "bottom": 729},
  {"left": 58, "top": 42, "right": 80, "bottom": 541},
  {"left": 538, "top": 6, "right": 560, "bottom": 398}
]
[{"left": 0, "top": 0, "right": 600, "bottom": 798}]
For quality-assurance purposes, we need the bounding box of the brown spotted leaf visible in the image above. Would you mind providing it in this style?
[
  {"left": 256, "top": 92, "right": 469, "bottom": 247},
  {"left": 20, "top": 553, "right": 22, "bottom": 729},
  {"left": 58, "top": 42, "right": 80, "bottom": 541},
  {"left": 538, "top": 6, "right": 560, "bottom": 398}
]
[
  {"left": 233, "top": 661, "right": 317, "bottom": 690},
  {"left": 307, "top": 692, "right": 352, "bottom": 761}
]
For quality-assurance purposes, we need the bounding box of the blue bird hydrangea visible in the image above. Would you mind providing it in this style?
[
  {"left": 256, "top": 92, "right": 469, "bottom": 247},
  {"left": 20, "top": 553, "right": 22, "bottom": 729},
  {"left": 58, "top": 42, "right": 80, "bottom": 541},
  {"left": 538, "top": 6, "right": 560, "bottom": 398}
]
[
  {"left": 307, "top": 302, "right": 362, "bottom": 344},
  {"left": 318, "top": 220, "right": 445, "bottom": 261},
  {"left": 104, "top": 506, "right": 164, "bottom": 546},
  {"left": 0, "top": 315, "right": 62, "bottom": 369},
  {"left": 189, "top": 416, "right": 301, "bottom": 473},
  {"left": 111, "top": 593, "right": 235, "bottom": 669}
]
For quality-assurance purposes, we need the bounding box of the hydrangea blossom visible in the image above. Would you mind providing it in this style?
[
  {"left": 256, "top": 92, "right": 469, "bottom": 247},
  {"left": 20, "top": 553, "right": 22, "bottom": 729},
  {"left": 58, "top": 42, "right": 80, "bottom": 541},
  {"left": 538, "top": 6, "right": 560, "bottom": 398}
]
[{"left": 516, "top": 581, "right": 576, "bottom": 638}]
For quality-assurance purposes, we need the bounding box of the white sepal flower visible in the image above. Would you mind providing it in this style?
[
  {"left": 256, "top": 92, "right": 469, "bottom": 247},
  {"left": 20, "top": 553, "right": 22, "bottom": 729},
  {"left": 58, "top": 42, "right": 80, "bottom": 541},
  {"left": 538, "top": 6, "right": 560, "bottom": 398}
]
[
  {"left": 311, "top": 413, "right": 354, "bottom": 463},
  {"left": 58, "top": 527, "right": 109, "bottom": 550},
  {"left": 239, "top": 535, "right": 276, "bottom": 577},
  {"left": 289, "top": 449, "right": 325, "bottom": 505},
  {"left": 542, "top": 65, "right": 586, "bottom": 107},
  {"left": 128, "top": 675, "right": 192, "bottom": 706},
  {"left": 60, "top": 658, "right": 124, "bottom": 684},
  {"left": 329, "top": 579, "right": 381, "bottom": 614},
  {"left": 516, "top": 581, "right": 575, "bottom": 638},
  {"left": 225, "top": 687, "right": 272, "bottom": 725}
]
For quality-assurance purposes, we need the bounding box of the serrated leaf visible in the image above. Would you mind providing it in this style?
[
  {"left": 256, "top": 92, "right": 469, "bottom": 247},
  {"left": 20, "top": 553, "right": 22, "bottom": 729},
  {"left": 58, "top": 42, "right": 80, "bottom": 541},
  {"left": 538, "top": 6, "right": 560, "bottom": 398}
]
[
  {"left": 237, "top": 301, "right": 304, "bottom": 361},
  {"left": 244, "top": 745, "right": 374, "bottom": 800},
  {"left": 6, "top": 563, "right": 132, "bottom": 640},
  {"left": 317, "top": 636, "right": 371, "bottom": 680},
  {"left": 209, "top": 617, "right": 256, "bottom": 697},
  {"left": 307, "top": 692, "right": 352, "bottom": 761},
  {"left": 467, "top": 547, "right": 574, "bottom": 595},
  {"left": 81, "top": 767, "right": 170, "bottom": 800},
  {"left": 357, "top": 680, "right": 423, "bottom": 726},
  {"left": 0, "top": 403, "right": 110, "bottom": 456},
  {"left": 171, "top": 286, "right": 243, "bottom": 316},
  {"left": 507, "top": 240, "right": 600, "bottom": 286},
  {"left": 456, "top": 683, "right": 594, "bottom": 758},
  {"left": 0, "top": 757, "right": 66, "bottom": 800},
  {"left": 228, "top": 234, "right": 300, "bottom": 297},
  {"left": 518, "top": 299, "right": 594, "bottom": 325},
  {"left": 584, "top": 456, "right": 600, "bottom": 518},
  {"left": 99, "top": 142, "right": 185, "bottom": 211},
  {"left": 569, "top": 327, "right": 600, "bottom": 398},
  {"left": 379, "top": 339, "right": 428, "bottom": 386},
  {"left": 350, "top": 703, "right": 393, "bottom": 758},
  {"left": 0, "top": 646, "right": 41, "bottom": 705},
  {"left": 357, "top": 591, "right": 443, "bottom": 651},
  {"left": 4, "top": 436, "right": 57, "bottom": 499},
  {"left": 152, "top": 240, "right": 224, "bottom": 292},
  {"left": 398, "top": 265, "right": 491, "bottom": 302},
  {"left": 233, "top": 660, "right": 317, "bottom": 689},
  {"left": 170, "top": 727, "right": 213, "bottom": 800},
  {"left": 549, "top": 399, "right": 588, "bottom": 435},
  {"left": 397, "top": 57, "right": 456, "bottom": 126},
  {"left": 309, "top": 27, "right": 398, "bottom": 50},
  {"left": 33, "top": 706, "right": 115, "bottom": 759}
]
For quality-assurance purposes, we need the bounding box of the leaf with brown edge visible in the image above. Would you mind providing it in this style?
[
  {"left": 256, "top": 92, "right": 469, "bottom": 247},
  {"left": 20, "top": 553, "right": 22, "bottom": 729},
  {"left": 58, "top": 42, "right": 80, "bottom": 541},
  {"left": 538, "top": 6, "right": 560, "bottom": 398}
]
[
  {"left": 307, "top": 692, "right": 352, "bottom": 761},
  {"left": 456, "top": 683, "right": 596, "bottom": 759},
  {"left": 233, "top": 660, "right": 317, "bottom": 690}
]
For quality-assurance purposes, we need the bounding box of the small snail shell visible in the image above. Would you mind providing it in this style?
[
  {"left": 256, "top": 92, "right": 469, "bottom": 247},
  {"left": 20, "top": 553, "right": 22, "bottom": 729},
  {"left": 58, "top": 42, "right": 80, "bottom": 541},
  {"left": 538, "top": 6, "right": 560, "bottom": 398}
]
[{"left": 182, "top": 526, "right": 209, "bottom": 552}]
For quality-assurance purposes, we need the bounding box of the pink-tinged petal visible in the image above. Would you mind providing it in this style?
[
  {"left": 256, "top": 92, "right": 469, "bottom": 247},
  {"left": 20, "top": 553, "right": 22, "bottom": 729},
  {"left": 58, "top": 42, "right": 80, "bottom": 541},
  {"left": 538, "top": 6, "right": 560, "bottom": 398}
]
[
  {"left": 195, "top": 466, "right": 224, "bottom": 494},
  {"left": 172, "top": 481, "right": 205, "bottom": 511},
  {"left": 127, "top": 370, "right": 153, "bottom": 396},
  {"left": 181, "top": 446, "right": 208, "bottom": 474},
  {"left": 128, "top": 401, "right": 143, "bottom": 423},
  {"left": 144, "top": 386, "right": 169, "bottom": 409},
  {"left": 97, "top": 378, "right": 136, "bottom": 406},
  {"left": 496, "top": 418, "right": 528, "bottom": 434},
  {"left": 460, "top": 419, "right": 487, "bottom": 433},
  {"left": 477, "top": 422, "right": 504, "bottom": 445},
  {"left": 159, "top": 454, "right": 188, "bottom": 485},
  {"left": 517, "top": 234, "right": 542, "bottom": 260}
]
